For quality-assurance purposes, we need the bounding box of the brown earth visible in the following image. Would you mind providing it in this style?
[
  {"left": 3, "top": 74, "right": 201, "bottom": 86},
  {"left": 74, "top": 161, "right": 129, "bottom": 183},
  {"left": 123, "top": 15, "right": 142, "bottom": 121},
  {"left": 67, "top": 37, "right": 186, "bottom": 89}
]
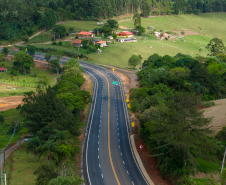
[{"left": 0, "top": 95, "right": 23, "bottom": 111}]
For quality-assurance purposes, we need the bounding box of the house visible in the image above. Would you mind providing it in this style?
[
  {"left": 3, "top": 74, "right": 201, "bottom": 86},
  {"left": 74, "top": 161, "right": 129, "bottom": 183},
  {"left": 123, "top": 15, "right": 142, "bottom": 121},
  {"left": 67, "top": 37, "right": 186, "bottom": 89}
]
[
  {"left": 117, "top": 31, "right": 133, "bottom": 37},
  {"left": 95, "top": 41, "right": 107, "bottom": 47},
  {"left": 116, "top": 38, "right": 137, "bottom": 43},
  {"left": 71, "top": 40, "right": 82, "bottom": 47},
  {"left": 78, "top": 31, "right": 95, "bottom": 38},
  {"left": 92, "top": 39, "right": 102, "bottom": 45},
  {"left": 108, "top": 36, "right": 113, "bottom": 39},
  {"left": 0, "top": 67, "right": 7, "bottom": 73}
]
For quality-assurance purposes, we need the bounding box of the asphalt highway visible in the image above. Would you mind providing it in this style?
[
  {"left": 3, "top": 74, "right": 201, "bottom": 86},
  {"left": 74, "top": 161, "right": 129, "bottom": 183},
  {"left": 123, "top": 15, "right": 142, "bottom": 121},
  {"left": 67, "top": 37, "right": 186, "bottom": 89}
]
[{"left": 20, "top": 52, "right": 149, "bottom": 185}]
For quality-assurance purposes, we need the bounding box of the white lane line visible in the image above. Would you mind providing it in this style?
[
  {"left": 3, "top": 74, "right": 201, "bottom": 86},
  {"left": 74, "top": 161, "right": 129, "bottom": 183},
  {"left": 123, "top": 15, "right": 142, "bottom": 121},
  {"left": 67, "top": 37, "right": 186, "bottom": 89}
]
[
  {"left": 99, "top": 130, "right": 100, "bottom": 132},
  {"left": 127, "top": 170, "right": 129, "bottom": 174},
  {"left": 98, "top": 135, "right": 99, "bottom": 138},
  {"left": 98, "top": 141, "right": 99, "bottom": 144},
  {"left": 121, "top": 153, "right": 122, "bottom": 156},
  {"left": 123, "top": 161, "right": 125, "bottom": 164},
  {"left": 99, "top": 164, "right": 101, "bottom": 168},
  {"left": 98, "top": 155, "right": 99, "bottom": 159},
  {"left": 101, "top": 174, "right": 103, "bottom": 178},
  {"left": 98, "top": 148, "right": 99, "bottom": 151},
  {"left": 119, "top": 146, "right": 120, "bottom": 148},
  {"left": 118, "top": 133, "right": 119, "bottom": 136},
  {"left": 117, "top": 123, "right": 118, "bottom": 125},
  {"left": 132, "top": 182, "right": 134, "bottom": 185},
  {"left": 118, "top": 128, "right": 119, "bottom": 130}
]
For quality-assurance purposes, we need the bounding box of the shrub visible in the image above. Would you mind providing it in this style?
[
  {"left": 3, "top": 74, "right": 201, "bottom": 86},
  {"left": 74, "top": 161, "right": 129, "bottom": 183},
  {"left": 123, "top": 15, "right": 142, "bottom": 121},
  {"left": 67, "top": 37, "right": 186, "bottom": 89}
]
[
  {"left": 181, "top": 31, "right": 185, "bottom": 35},
  {"left": 0, "top": 115, "right": 4, "bottom": 123},
  {"left": 52, "top": 41, "right": 57, "bottom": 45},
  {"left": 58, "top": 41, "right": 62, "bottom": 46}
]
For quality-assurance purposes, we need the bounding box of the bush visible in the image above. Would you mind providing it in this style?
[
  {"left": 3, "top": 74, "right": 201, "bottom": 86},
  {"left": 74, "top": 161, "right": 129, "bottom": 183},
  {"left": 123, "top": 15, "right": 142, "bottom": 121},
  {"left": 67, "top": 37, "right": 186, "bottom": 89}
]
[
  {"left": 22, "top": 35, "right": 29, "bottom": 43},
  {"left": 52, "top": 41, "right": 57, "bottom": 45},
  {"left": 0, "top": 115, "right": 4, "bottom": 123},
  {"left": 181, "top": 31, "right": 185, "bottom": 35},
  {"left": 58, "top": 41, "right": 62, "bottom": 46},
  {"left": 34, "top": 164, "right": 58, "bottom": 185}
]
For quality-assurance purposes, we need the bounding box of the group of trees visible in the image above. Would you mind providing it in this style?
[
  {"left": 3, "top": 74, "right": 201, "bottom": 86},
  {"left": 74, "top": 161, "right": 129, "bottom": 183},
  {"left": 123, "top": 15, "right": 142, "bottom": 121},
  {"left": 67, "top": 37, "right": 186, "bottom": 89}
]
[
  {"left": 17, "top": 59, "right": 91, "bottom": 184},
  {"left": 129, "top": 38, "right": 226, "bottom": 183}
]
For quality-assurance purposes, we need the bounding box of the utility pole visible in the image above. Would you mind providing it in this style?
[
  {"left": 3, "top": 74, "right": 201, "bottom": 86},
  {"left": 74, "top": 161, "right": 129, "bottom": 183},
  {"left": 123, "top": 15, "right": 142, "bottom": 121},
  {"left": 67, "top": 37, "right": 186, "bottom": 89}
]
[
  {"left": 221, "top": 146, "right": 226, "bottom": 173},
  {"left": 4, "top": 149, "right": 6, "bottom": 185}
]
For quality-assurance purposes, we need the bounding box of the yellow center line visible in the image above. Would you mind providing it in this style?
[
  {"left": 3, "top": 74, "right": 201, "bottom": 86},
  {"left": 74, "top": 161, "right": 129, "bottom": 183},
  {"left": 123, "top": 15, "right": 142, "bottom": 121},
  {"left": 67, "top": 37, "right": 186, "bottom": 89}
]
[{"left": 82, "top": 65, "right": 120, "bottom": 185}]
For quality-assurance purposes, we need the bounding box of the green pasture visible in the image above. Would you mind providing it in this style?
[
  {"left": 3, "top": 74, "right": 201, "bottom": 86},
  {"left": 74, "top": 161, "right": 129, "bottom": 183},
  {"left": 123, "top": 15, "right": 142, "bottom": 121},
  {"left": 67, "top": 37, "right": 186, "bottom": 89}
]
[
  {"left": 29, "top": 31, "right": 53, "bottom": 44},
  {"left": 119, "top": 13, "right": 226, "bottom": 42},
  {"left": 62, "top": 21, "right": 102, "bottom": 31}
]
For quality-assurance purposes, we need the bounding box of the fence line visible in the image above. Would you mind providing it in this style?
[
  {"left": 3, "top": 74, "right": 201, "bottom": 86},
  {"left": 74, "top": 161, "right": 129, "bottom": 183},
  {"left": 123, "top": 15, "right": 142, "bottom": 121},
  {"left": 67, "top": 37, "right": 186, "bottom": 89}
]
[{"left": 0, "top": 81, "right": 47, "bottom": 89}]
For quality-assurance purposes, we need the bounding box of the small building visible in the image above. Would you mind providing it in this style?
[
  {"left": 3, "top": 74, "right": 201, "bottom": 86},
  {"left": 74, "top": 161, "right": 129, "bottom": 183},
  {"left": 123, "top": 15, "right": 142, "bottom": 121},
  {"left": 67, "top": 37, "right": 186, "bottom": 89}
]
[
  {"left": 0, "top": 67, "right": 7, "bottom": 73},
  {"left": 117, "top": 31, "right": 133, "bottom": 37},
  {"left": 116, "top": 38, "right": 137, "bottom": 43},
  {"left": 71, "top": 40, "right": 82, "bottom": 47},
  {"left": 95, "top": 41, "right": 107, "bottom": 47},
  {"left": 108, "top": 36, "right": 113, "bottom": 39},
  {"left": 78, "top": 31, "right": 95, "bottom": 38},
  {"left": 92, "top": 39, "right": 102, "bottom": 45}
]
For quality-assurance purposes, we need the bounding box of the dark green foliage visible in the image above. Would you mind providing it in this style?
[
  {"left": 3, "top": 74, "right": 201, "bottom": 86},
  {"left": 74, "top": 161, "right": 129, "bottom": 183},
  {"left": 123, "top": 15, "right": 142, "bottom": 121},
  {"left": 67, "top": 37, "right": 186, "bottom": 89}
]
[
  {"left": 22, "top": 87, "right": 80, "bottom": 138},
  {"left": 133, "top": 12, "right": 141, "bottom": 27},
  {"left": 106, "top": 20, "right": 119, "bottom": 31},
  {"left": 27, "top": 45, "right": 36, "bottom": 57},
  {"left": 206, "top": 38, "right": 225, "bottom": 56},
  {"left": 52, "top": 25, "right": 67, "bottom": 39},
  {"left": 136, "top": 25, "right": 145, "bottom": 36},
  {"left": 42, "top": 8, "right": 57, "bottom": 31},
  {"left": 52, "top": 41, "right": 57, "bottom": 45},
  {"left": 0, "top": 115, "right": 4, "bottom": 123},
  {"left": 128, "top": 55, "right": 140, "bottom": 69},
  {"left": 2, "top": 47, "right": 9, "bottom": 56},
  {"left": 34, "top": 164, "right": 58, "bottom": 185}
]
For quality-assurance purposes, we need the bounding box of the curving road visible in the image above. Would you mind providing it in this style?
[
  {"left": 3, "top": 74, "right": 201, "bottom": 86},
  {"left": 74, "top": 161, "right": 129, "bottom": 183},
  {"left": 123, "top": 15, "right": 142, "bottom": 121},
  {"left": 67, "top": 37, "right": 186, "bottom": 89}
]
[{"left": 7, "top": 50, "right": 150, "bottom": 185}]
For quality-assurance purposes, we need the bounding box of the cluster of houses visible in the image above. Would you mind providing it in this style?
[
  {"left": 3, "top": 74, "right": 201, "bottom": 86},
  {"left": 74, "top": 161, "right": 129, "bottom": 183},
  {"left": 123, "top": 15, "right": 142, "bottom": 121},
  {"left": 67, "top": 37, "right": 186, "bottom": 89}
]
[
  {"left": 71, "top": 31, "right": 137, "bottom": 47},
  {"left": 154, "top": 32, "right": 174, "bottom": 39}
]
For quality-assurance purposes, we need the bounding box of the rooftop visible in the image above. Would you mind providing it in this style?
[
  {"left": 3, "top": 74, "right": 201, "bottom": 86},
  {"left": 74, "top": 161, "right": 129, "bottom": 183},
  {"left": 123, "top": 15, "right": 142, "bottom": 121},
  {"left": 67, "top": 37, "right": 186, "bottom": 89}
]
[
  {"left": 0, "top": 67, "right": 6, "bottom": 70},
  {"left": 78, "top": 31, "right": 94, "bottom": 35}
]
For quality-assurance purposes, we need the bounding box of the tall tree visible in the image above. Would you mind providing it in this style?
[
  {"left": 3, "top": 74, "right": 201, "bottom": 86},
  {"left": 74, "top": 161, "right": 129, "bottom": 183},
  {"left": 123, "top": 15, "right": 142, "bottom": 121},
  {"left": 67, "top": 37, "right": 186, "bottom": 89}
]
[
  {"left": 27, "top": 136, "right": 41, "bottom": 162},
  {"left": 42, "top": 8, "right": 57, "bottom": 31},
  {"left": 133, "top": 12, "right": 141, "bottom": 26},
  {"left": 206, "top": 38, "right": 225, "bottom": 56}
]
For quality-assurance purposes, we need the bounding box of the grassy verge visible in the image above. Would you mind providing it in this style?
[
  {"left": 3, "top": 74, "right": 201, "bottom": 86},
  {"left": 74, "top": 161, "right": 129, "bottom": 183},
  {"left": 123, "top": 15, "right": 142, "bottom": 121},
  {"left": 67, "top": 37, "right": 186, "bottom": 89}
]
[
  {"left": 0, "top": 109, "right": 20, "bottom": 150},
  {"left": 62, "top": 21, "right": 101, "bottom": 31},
  {"left": 29, "top": 31, "right": 53, "bottom": 44},
  {"left": 5, "top": 143, "right": 43, "bottom": 185}
]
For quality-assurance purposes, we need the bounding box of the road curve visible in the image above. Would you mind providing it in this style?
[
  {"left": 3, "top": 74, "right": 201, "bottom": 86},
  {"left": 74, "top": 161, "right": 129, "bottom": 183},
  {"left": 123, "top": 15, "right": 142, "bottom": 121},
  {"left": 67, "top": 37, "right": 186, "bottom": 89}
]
[{"left": 9, "top": 50, "right": 150, "bottom": 185}]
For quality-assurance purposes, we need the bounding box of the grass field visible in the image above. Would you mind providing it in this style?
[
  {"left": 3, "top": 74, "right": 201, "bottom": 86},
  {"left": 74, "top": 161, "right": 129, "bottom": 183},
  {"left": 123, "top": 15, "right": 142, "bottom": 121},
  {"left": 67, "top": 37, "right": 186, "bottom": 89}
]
[
  {"left": 62, "top": 21, "right": 102, "bottom": 31},
  {"left": 119, "top": 13, "right": 226, "bottom": 42},
  {"left": 0, "top": 61, "right": 56, "bottom": 88},
  {"left": 29, "top": 31, "right": 53, "bottom": 44},
  {"left": 0, "top": 109, "right": 20, "bottom": 150},
  {"left": 5, "top": 143, "right": 44, "bottom": 185}
]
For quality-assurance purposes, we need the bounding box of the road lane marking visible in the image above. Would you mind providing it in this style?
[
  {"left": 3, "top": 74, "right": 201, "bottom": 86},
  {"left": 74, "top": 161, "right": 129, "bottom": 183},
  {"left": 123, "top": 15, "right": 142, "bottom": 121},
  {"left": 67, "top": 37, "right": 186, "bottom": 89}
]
[
  {"left": 83, "top": 64, "right": 121, "bottom": 185},
  {"left": 127, "top": 170, "right": 129, "bottom": 174},
  {"left": 99, "top": 164, "right": 101, "bottom": 168},
  {"left": 123, "top": 161, "right": 125, "bottom": 164}
]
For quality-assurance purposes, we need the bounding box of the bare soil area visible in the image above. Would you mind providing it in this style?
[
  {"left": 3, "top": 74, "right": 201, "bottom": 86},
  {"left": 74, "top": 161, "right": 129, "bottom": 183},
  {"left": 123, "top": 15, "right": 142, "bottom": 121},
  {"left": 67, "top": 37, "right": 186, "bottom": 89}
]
[
  {"left": 0, "top": 95, "right": 23, "bottom": 111},
  {"left": 203, "top": 99, "right": 226, "bottom": 136}
]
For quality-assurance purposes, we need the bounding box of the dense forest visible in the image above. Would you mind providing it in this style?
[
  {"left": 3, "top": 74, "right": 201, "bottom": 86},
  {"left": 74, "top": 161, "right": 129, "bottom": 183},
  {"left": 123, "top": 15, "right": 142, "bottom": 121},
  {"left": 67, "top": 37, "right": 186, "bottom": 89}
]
[{"left": 0, "top": 0, "right": 226, "bottom": 42}]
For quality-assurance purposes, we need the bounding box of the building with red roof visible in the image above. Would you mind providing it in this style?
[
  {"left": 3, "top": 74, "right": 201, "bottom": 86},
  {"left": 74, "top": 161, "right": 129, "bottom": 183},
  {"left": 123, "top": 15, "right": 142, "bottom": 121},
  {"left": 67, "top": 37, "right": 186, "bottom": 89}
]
[
  {"left": 0, "top": 67, "right": 7, "bottom": 73},
  {"left": 71, "top": 40, "right": 82, "bottom": 47},
  {"left": 78, "top": 31, "right": 95, "bottom": 38},
  {"left": 95, "top": 41, "right": 107, "bottom": 47},
  {"left": 117, "top": 31, "right": 133, "bottom": 37}
]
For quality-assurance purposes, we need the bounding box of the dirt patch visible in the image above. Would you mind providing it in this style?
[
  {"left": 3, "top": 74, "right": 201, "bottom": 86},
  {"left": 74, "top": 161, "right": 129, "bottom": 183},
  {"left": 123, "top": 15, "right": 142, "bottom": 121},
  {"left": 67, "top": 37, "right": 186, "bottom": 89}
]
[
  {"left": 0, "top": 95, "right": 23, "bottom": 111},
  {"left": 134, "top": 135, "right": 173, "bottom": 185},
  {"left": 203, "top": 99, "right": 226, "bottom": 136}
]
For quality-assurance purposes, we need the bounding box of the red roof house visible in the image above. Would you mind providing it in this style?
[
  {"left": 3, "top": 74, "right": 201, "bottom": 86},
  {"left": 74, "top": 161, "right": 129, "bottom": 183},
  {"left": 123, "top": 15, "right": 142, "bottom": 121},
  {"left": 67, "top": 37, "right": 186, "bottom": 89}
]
[
  {"left": 71, "top": 40, "right": 82, "bottom": 47},
  {"left": 95, "top": 41, "right": 107, "bottom": 47},
  {"left": 0, "top": 67, "right": 7, "bottom": 73},
  {"left": 78, "top": 31, "right": 95, "bottom": 38},
  {"left": 117, "top": 31, "right": 133, "bottom": 37}
]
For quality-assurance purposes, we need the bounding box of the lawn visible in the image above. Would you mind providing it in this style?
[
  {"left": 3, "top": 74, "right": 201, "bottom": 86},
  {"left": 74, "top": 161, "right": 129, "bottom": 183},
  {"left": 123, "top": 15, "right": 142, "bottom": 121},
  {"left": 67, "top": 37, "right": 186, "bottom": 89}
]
[
  {"left": 5, "top": 143, "right": 43, "bottom": 185},
  {"left": 0, "top": 109, "right": 20, "bottom": 150},
  {"left": 62, "top": 21, "right": 103, "bottom": 32},
  {"left": 0, "top": 61, "right": 57, "bottom": 89}
]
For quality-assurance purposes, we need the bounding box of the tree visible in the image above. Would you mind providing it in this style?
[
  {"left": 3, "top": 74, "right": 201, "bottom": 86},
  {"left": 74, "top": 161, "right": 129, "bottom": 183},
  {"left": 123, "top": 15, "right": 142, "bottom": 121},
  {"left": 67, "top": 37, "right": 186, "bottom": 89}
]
[
  {"left": 69, "top": 27, "right": 74, "bottom": 34},
  {"left": 34, "top": 164, "right": 58, "bottom": 185},
  {"left": 135, "top": 25, "right": 145, "bottom": 36},
  {"left": 49, "top": 176, "right": 85, "bottom": 185},
  {"left": 27, "top": 45, "right": 36, "bottom": 57},
  {"left": 192, "top": 82, "right": 206, "bottom": 104},
  {"left": 39, "top": 140, "right": 60, "bottom": 165},
  {"left": 206, "top": 38, "right": 225, "bottom": 56},
  {"left": 141, "top": 0, "right": 151, "bottom": 17},
  {"left": 42, "top": 8, "right": 57, "bottom": 31},
  {"left": 128, "top": 55, "right": 141, "bottom": 69},
  {"left": 45, "top": 52, "right": 52, "bottom": 68},
  {"left": 53, "top": 25, "right": 67, "bottom": 39},
  {"left": 27, "top": 136, "right": 41, "bottom": 162},
  {"left": 139, "top": 92, "right": 216, "bottom": 169},
  {"left": 106, "top": 20, "right": 119, "bottom": 31},
  {"left": 54, "top": 49, "right": 64, "bottom": 68},
  {"left": 2, "top": 47, "right": 9, "bottom": 58},
  {"left": 112, "top": 33, "right": 117, "bottom": 39},
  {"left": 133, "top": 12, "right": 141, "bottom": 27},
  {"left": 14, "top": 51, "right": 34, "bottom": 74}
]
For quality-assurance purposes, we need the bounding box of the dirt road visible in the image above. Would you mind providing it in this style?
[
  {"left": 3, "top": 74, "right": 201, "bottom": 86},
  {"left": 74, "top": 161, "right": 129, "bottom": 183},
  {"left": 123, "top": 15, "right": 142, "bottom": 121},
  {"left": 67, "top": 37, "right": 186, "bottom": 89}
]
[{"left": 0, "top": 95, "right": 23, "bottom": 112}]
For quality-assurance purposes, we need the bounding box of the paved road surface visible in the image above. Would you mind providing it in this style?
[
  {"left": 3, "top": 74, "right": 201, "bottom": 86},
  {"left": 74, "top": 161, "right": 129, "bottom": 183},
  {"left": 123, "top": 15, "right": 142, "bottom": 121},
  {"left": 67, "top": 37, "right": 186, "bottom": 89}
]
[{"left": 3, "top": 51, "right": 149, "bottom": 185}]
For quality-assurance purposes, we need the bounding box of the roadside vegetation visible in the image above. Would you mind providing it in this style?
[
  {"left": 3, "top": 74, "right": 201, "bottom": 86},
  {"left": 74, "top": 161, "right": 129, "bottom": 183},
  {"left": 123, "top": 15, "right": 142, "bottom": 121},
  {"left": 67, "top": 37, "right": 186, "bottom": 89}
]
[{"left": 129, "top": 37, "right": 226, "bottom": 183}]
